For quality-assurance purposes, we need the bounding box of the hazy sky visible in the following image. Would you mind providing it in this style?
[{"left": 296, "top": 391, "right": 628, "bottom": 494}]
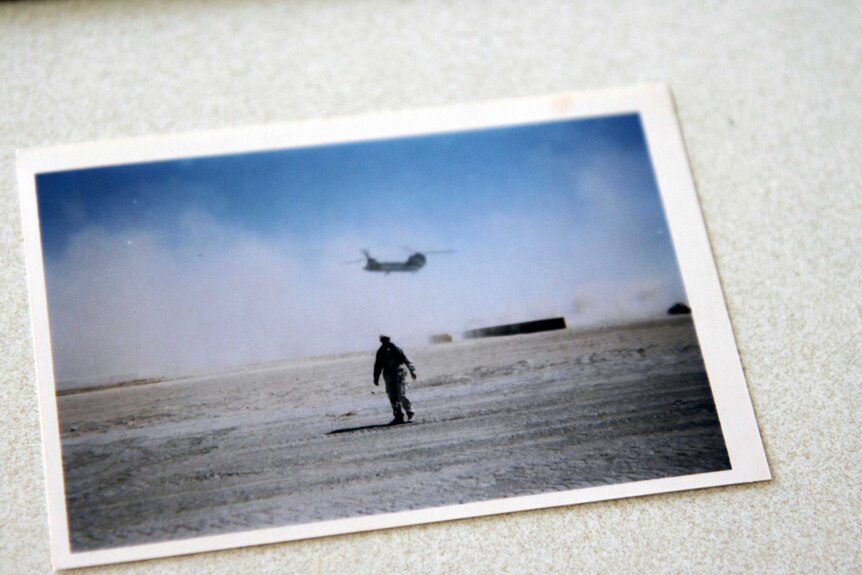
[{"left": 37, "top": 113, "right": 688, "bottom": 386}]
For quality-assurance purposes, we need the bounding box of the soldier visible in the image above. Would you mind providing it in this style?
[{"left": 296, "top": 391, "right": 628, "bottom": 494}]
[{"left": 373, "top": 335, "right": 417, "bottom": 424}]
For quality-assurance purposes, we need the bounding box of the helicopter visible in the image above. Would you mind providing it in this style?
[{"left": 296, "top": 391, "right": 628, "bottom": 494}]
[{"left": 345, "top": 248, "right": 454, "bottom": 274}]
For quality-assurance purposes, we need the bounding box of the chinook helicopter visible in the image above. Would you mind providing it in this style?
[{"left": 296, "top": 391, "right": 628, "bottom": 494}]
[{"left": 345, "top": 248, "right": 454, "bottom": 274}]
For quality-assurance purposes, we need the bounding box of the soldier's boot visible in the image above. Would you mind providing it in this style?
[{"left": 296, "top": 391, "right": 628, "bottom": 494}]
[
  {"left": 406, "top": 410, "right": 414, "bottom": 422},
  {"left": 390, "top": 411, "right": 405, "bottom": 425}
]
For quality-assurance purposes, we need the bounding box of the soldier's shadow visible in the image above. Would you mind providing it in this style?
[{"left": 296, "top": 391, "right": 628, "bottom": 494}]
[{"left": 326, "top": 421, "right": 409, "bottom": 435}]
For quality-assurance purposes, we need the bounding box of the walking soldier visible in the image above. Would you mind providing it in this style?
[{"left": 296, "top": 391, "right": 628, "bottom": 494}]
[{"left": 373, "top": 335, "right": 417, "bottom": 424}]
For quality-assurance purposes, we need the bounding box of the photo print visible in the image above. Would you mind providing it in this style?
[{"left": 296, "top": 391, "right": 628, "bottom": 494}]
[{"left": 17, "top": 86, "right": 769, "bottom": 569}]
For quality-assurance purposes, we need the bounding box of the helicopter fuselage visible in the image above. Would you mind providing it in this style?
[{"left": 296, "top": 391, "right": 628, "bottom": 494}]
[{"left": 364, "top": 252, "right": 427, "bottom": 273}]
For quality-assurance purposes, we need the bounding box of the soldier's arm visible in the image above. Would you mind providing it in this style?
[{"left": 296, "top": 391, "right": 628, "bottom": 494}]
[
  {"left": 373, "top": 350, "right": 383, "bottom": 385},
  {"left": 402, "top": 350, "right": 417, "bottom": 379}
]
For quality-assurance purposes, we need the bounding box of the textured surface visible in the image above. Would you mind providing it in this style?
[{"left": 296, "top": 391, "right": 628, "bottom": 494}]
[
  {"left": 0, "top": 1, "right": 859, "bottom": 573},
  {"left": 59, "top": 318, "right": 728, "bottom": 552}
]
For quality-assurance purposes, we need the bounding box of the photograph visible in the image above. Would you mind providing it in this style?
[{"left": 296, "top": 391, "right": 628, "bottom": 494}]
[{"left": 18, "top": 87, "right": 769, "bottom": 568}]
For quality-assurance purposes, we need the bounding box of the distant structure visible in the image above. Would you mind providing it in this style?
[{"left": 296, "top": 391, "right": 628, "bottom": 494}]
[
  {"left": 667, "top": 303, "right": 692, "bottom": 315},
  {"left": 429, "top": 333, "right": 453, "bottom": 344},
  {"left": 463, "top": 317, "right": 567, "bottom": 339}
]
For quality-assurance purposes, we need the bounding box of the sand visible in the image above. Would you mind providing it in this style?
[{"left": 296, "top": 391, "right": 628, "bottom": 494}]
[{"left": 57, "top": 316, "right": 729, "bottom": 551}]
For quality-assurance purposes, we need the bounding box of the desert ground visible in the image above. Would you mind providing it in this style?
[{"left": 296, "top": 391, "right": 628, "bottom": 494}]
[{"left": 57, "top": 316, "right": 729, "bottom": 551}]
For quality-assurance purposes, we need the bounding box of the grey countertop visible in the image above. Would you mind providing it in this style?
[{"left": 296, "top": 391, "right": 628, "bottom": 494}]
[{"left": 1, "top": 1, "right": 859, "bottom": 573}]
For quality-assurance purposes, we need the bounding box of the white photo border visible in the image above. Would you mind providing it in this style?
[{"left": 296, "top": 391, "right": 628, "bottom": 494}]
[{"left": 17, "top": 85, "right": 770, "bottom": 570}]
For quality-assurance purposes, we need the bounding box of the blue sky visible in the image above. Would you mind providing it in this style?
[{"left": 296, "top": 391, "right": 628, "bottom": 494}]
[{"left": 37, "top": 113, "right": 687, "bottom": 386}]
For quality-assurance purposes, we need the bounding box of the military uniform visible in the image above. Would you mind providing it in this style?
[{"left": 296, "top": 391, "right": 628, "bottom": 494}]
[{"left": 373, "top": 338, "right": 416, "bottom": 423}]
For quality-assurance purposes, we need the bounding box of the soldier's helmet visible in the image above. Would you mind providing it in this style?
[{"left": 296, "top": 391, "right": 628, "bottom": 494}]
[{"left": 379, "top": 335, "right": 391, "bottom": 343}]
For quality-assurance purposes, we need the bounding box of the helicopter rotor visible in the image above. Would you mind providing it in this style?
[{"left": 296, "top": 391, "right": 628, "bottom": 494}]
[
  {"left": 400, "top": 245, "right": 456, "bottom": 255},
  {"left": 341, "top": 250, "right": 370, "bottom": 265}
]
